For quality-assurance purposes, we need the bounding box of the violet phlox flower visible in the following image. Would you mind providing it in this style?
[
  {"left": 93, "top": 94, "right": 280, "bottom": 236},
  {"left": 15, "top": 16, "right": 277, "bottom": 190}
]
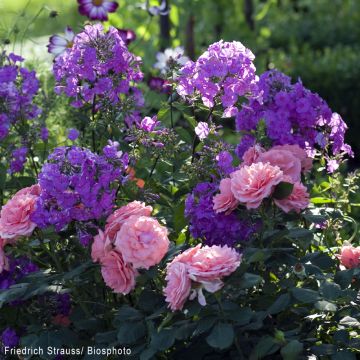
[
  {"left": 77, "top": 0, "right": 119, "bottom": 21},
  {"left": 53, "top": 24, "right": 143, "bottom": 126},
  {"left": 236, "top": 70, "right": 353, "bottom": 170},
  {"left": 31, "top": 144, "right": 129, "bottom": 232},
  {"left": 0, "top": 52, "right": 41, "bottom": 141},
  {"left": 177, "top": 40, "right": 258, "bottom": 116},
  {"left": 185, "top": 182, "right": 256, "bottom": 247}
]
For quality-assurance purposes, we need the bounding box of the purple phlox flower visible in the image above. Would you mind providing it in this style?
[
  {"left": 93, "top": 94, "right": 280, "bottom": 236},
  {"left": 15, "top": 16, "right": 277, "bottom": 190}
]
[
  {"left": 47, "top": 27, "right": 75, "bottom": 57},
  {"left": 53, "top": 24, "right": 143, "bottom": 123},
  {"left": 140, "top": 116, "right": 160, "bottom": 132},
  {"left": 185, "top": 182, "right": 256, "bottom": 247},
  {"left": 8, "top": 53, "right": 24, "bottom": 63},
  {"left": 177, "top": 40, "right": 258, "bottom": 115},
  {"left": 236, "top": 70, "right": 353, "bottom": 170},
  {"left": 67, "top": 128, "right": 80, "bottom": 141},
  {"left": 117, "top": 28, "right": 136, "bottom": 45},
  {"left": 77, "top": 0, "right": 119, "bottom": 21},
  {"left": 326, "top": 159, "right": 339, "bottom": 173},
  {"left": 9, "top": 147, "right": 28, "bottom": 174},
  {"left": 31, "top": 146, "right": 128, "bottom": 231},
  {"left": 195, "top": 122, "right": 210, "bottom": 140},
  {"left": 216, "top": 151, "right": 234, "bottom": 175},
  {"left": 40, "top": 127, "right": 49, "bottom": 141},
  {"left": 1, "top": 328, "right": 19, "bottom": 348}
]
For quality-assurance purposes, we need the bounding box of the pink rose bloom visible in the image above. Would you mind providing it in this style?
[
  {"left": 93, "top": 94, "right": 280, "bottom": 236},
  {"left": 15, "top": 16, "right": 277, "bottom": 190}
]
[
  {"left": 337, "top": 244, "right": 360, "bottom": 269},
  {"left": 91, "top": 229, "right": 113, "bottom": 263},
  {"left": 272, "top": 144, "right": 312, "bottom": 172},
  {"left": 164, "top": 262, "right": 192, "bottom": 311},
  {"left": 230, "top": 162, "right": 283, "bottom": 209},
  {"left": 257, "top": 148, "right": 302, "bottom": 182},
  {"left": 242, "top": 144, "right": 265, "bottom": 166},
  {"left": 274, "top": 181, "right": 309, "bottom": 213},
  {"left": 100, "top": 250, "right": 138, "bottom": 295},
  {"left": 105, "top": 201, "right": 153, "bottom": 240},
  {"left": 115, "top": 215, "right": 169, "bottom": 269},
  {"left": 186, "top": 245, "right": 241, "bottom": 283},
  {"left": 0, "top": 184, "right": 40, "bottom": 240},
  {"left": 213, "top": 178, "right": 239, "bottom": 214},
  {"left": 0, "top": 238, "right": 9, "bottom": 274}
]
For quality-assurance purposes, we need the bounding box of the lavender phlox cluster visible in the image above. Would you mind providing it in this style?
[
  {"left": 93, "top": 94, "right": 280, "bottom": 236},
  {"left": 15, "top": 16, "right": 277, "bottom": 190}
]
[
  {"left": 236, "top": 70, "right": 353, "bottom": 169},
  {"left": 185, "top": 182, "right": 255, "bottom": 247},
  {"left": 0, "top": 256, "right": 38, "bottom": 290},
  {"left": 0, "top": 52, "right": 41, "bottom": 141},
  {"left": 53, "top": 24, "right": 143, "bottom": 126},
  {"left": 177, "top": 40, "right": 258, "bottom": 117},
  {"left": 31, "top": 143, "right": 129, "bottom": 232}
]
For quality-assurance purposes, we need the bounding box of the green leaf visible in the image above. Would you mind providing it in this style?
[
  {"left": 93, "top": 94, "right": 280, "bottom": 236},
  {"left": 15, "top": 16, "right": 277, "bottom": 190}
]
[
  {"left": 150, "top": 329, "right": 176, "bottom": 351},
  {"left": 320, "top": 281, "right": 342, "bottom": 300},
  {"left": 312, "top": 344, "right": 336, "bottom": 356},
  {"left": 291, "top": 288, "right": 320, "bottom": 303},
  {"left": 273, "top": 182, "right": 294, "bottom": 200},
  {"left": 281, "top": 340, "right": 303, "bottom": 360},
  {"left": 267, "top": 293, "right": 291, "bottom": 315},
  {"left": 238, "top": 273, "right": 263, "bottom": 289},
  {"left": 335, "top": 269, "right": 354, "bottom": 288},
  {"left": 315, "top": 300, "right": 337, "bottom": 312},
  {"left": 115, "top": 305, "right": 142, "bottom": 322},
  {"left": 117, "top": 322, "right": 146, "bottom": 344},
  {"left": 206, "top": 322, "right": 234, "bottom": 350},
  {"left": 311, "top": 197, "right": 336, "bottom": 204},
  {"left": 331, "top": 351, "right": 357, "bottom": 360},
  {"left": 250, "top": 336, "right": 280, "bottom": 360}
]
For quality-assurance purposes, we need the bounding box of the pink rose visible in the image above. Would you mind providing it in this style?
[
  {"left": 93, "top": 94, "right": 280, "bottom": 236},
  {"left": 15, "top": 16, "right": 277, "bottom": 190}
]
[
  {"left": 213, "top": 178, "right": 239, "bottom": 214},
  {"left": 164, "top": 262, "right": 192, "bottom": 311},
  {"left": 105, "top": 201, "right": 153, "bottom": 240},
  {"left": 274, "top": 181, "right": 309, "bottom": 213},
  {"left": 257, "top": 148, "right": 302, "bottom": 182},
  {"left": 100, "top": 250, "right": 138, "bottom": 294},
  {"left": 337, "top": 244, "right": 360, "bottom": 269},
  {"left": 91, "top": 229, "right": 113, "bottom": 263},
  {"left": 115, "top": 215, "right": 169, "bottom": 269},
  {"left": 242, "top": 145, "right": 265, "bottom": 166},
  {"left": 0, "top": 184, "right": 40, "bottom": 240},
  {"left": 230, "top": 162, "right": 283, "bottom": 209},
  {"left": 164, "top": 245, "right": 241, "bottom": 310},
  {"left": 272, "top": 144, "right": 312, "bottom": 173},
  {"left": 0, "top": 238, "right": 9, "bottom": 274},
  {"left": 186, "top": 245, "right": 241, "bottom": 283}
]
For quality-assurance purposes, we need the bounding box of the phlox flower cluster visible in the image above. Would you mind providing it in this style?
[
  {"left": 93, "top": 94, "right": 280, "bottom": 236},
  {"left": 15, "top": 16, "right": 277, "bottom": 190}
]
[
  {"left": 213, "top": 144, "right": 310, "bottom": 213},
  {"left": 0, "top": 255, "right": 38, "bottom": 290},
  {"left": 0, "top": 52, "right": 41, "bottom": 140},
  {"left": 164, "top": 244, "right": 241, "bottom": 311},
  {"left": 91, "top": 201, "right": 169, "bottom": 294},
  {"left": 177, "top": 40, "right": 258, "bottom": 117},
  {"left": 236, "top": 70, "right": 353, "bottom": 170},
  {"left": 31, "top": 144, "right": 129, "bottom": 232},
  {"left": 185, "top": 182, "right": 256, "bottom": 247},
  {"left": 53, "top": 24, "right": 144, "bottom": 126}
]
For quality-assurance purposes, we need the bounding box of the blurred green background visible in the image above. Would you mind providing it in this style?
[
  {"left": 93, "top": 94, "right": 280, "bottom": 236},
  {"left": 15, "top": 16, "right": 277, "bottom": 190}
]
[{"left": 1, "top": 0, "right": 359, "bottom": 162}]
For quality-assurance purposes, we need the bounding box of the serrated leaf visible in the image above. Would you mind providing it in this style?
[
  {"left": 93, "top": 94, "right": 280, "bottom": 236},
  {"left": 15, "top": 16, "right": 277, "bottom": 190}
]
[
  {"left": 267, "top": 293, "right": 291, "bottom": 315},
  {"left": 291, "top": 288, "right": 320, "bottom": 303}
]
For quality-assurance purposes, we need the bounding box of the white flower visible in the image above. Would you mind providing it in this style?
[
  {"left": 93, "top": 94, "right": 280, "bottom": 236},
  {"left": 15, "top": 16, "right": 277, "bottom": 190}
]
[
  {"left": 47, "top": 27, "right": 75, "bottom": 57},
  {"left": 154, "top": 46, "right": 189, "bottom": 73}
]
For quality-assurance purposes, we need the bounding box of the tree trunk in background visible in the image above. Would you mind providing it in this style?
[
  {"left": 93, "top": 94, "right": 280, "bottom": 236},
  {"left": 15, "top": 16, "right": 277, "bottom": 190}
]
[
  {"left": 159, "top": 0, "right": 171, "bottom": 50},
  {"left": 185, "top": 14, "right": 195, "bottom": 60},
  {"left": 244, "top": 0, "right": 255, "bottom": 30}
]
